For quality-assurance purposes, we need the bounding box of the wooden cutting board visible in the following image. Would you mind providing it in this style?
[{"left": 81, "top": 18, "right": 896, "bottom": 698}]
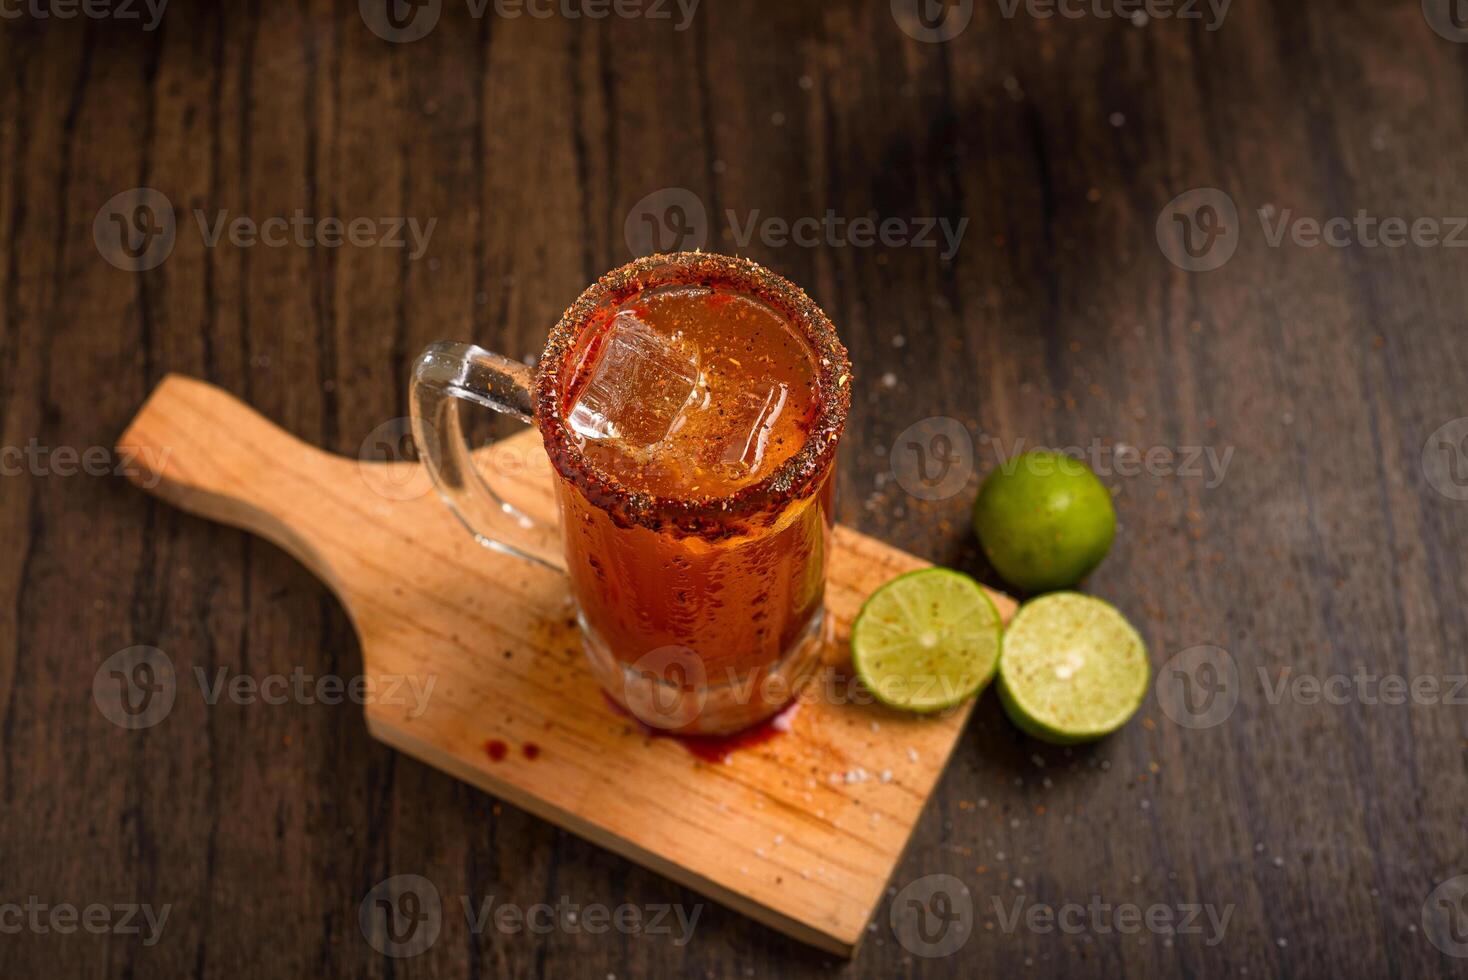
[{"left": 116, "top": 375, "right": 1015, "bottom": 956}]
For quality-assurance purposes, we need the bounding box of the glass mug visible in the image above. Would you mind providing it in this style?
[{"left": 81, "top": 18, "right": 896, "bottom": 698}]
[{"left": 410, "top": 253, "right": 850, "bottom": 734}]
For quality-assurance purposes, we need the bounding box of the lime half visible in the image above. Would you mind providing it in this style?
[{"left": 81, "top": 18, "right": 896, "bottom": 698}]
[
  {"left": 851, "top": 569, "right": 1003, "bottom": 713},
  {"left": 997, "top": 592, "right": 1149, "bottom": 743}
]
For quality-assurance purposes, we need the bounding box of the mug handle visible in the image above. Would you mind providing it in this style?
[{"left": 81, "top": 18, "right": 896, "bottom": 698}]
[{"left": 410, "top": 341, "right": 565, "bottom": 572}]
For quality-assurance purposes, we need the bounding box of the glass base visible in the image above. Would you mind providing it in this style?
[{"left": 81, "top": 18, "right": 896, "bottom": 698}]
[{"left": 580, "top": 607, "right": 832, "bottom": 735}]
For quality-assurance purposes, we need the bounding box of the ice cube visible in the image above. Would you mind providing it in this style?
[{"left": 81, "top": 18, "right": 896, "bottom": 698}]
[
  {"left": 567, "top": 312, "right": 701, "bottom": 448},
  {"left": 708, "top": 380, "right": 790, "bottom": 478}
]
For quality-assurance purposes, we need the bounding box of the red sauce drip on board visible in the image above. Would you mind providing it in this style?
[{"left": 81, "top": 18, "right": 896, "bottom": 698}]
[
  {"left": 677, "top": 721, "right": 788, "bottom": 764},
  {"left": 484, "top": 739, "right": 508, "bottom": 762},
  {"left": 601, "top": 693, "right": 796, "bottom": 764},
  {"left": 522, "top": 743, "right": 541, "bottom": 760}
]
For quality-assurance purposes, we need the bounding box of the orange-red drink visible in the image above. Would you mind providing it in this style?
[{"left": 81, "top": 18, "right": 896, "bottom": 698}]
[{"left": 536, "top": 254, "right": 850, "bottom": 733}]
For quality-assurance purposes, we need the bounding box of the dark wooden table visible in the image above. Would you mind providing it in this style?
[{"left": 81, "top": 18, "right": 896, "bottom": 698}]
[{"left": 4, "top": 1, "right": 1468, "bottom": 976}]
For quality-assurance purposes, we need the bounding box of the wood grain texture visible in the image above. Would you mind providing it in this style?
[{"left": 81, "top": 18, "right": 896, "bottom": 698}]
[
  {"left": 115, "top": 373, "right": 1018, "bottom": 956},
  {"left": 2, "top": 1, "right": 1468, "bottom": 977}
]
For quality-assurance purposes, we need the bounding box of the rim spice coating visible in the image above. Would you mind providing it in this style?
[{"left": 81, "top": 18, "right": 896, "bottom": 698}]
[{"left": 535, "top": 252, "right": 852, "bottom": 537}]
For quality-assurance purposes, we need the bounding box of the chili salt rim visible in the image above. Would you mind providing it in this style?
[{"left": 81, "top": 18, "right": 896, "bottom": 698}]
[{"left": 535, "top": 252, "right": 852, "bottom": 535}]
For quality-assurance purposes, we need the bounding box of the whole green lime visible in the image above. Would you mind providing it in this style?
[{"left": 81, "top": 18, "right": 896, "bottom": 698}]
[{"left": 972, "top": 450, "right": 1115, "bottom": 593}]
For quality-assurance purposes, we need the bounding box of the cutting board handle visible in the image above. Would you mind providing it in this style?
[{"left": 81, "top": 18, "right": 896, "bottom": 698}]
[{"left": 115, "top": 374, "right": 344, "bottom": 587}]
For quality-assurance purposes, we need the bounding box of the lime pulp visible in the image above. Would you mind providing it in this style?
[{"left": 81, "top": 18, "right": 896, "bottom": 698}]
[
  {"left": 851, "top": 568, "right": 1004, "bottom": 713},
  {"left": 996, "top": 592, "right": 1148, "bottom": 743}
]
